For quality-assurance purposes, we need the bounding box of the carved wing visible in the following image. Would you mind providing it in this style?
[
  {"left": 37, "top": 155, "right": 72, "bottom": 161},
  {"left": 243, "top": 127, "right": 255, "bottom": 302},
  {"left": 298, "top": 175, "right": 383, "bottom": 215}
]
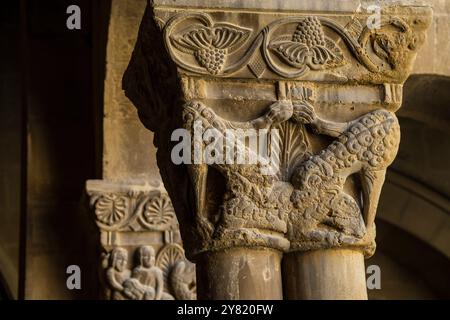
[
  {"left": 170, "top": 23, "right": 251, "bottom": 54},
  {"left": 211, "top": 24, "right": 252, "bottom": 52},
  {"left": 269, "top": 37, "right": 344, "bottom": 70},
  {"left": 321, "top": 38, "right": 345, "bottom": 68},
  {"left": 170, "top": 26, "right": 213, "bottom": 53},
  {"left": 269, "top": 40, "right": 311, "bottom": 68}
]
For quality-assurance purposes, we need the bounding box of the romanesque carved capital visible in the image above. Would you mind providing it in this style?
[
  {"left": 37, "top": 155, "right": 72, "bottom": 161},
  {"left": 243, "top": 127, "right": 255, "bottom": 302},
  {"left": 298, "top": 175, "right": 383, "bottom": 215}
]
[
  {"left": 86, "top": 180, "right": 196, "bottom": 300},
  {"left": 123, "top": 1, "right": 431, "bottom": 259}
]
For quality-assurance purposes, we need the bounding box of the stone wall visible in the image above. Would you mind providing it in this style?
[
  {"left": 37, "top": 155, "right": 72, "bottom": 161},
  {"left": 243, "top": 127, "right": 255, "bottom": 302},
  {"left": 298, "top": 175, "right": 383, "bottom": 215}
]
[
  {"left": 102, "top": 0, "right": 160, "bottom": 182},
  {"left": 11, "top": 0, "right": 109, "bottom": 299},
  {"left": 87, "top": 0, "right": 196, "bottom": 301},
  {"left": 0, "top": 0, "right": 21, "bottom": 299},
  {"left": 414, "top": 0, "right": 450, "bottom": 75}
]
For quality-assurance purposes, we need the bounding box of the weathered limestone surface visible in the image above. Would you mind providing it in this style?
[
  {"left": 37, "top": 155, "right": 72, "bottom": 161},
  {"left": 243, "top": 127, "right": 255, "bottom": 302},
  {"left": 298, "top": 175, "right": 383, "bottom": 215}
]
[
  {"left": 123, "top": 0, "right": 432, "bottom": 299},
  {"left": 413, "top": 0, "right": 450, "bottom": 75},
  {"left": 103, "top": 0, "right": 160, "bottom": 182}
]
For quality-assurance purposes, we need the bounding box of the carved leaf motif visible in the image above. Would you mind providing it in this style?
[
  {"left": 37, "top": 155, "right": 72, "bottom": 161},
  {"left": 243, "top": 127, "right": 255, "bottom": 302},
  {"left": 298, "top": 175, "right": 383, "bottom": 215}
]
[
  {"left": 211, "top": 25, "right": 251, "bottom": 51},
  {"left": 270, "top": 38, "right": 344, "bottom": 70},
  {"left": 270, "top": 41, "right": 310, "bottom": 67},
  {"left": 170, "top": 23, "right": 251, "bottom": 75},
  {"left": 171, "top": 24, "right": 251, "bottom": 52},
  {"left": 95, "top": 194, "right": 128, "bottom": 226},
  {"left": 141, "top": 194, "right": 176, "bottom": 230},
  {"left": 276, "top": 121, "right": 311, "bottom": 181}
]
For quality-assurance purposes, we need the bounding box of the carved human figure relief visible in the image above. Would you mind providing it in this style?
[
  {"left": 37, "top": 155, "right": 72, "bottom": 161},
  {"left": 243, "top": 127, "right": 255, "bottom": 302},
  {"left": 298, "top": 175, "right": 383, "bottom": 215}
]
[
  {"left": 104, "top": 245, "right": 196, "bottom": 300},
  {"left": 106, "top": 247, "right": 131, "bottom": 300},
  {"left": 87, "top": 181, "right": 197, "bottom": 300},
  {"left": 129, "top": 246, "right": 174, "bottom": 300}
]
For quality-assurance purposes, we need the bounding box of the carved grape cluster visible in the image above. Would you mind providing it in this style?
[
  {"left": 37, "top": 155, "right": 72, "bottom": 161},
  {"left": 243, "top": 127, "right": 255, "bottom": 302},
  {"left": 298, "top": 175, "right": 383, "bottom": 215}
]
[
  {"left": 194, "top": 47, "right": 226, "bottom": 75},
  {"left": 293, "top": 17, "right": 326, "bottom": 47}
]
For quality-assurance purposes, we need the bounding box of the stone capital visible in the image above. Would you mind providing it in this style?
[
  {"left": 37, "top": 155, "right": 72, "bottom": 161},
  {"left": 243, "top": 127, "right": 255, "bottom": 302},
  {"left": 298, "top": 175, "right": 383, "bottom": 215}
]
[
  {"left": 86, "top": 180, "right": 196, "bottom": 300},
  {"left": 123, "top": 1, "right": 432, "bottom": 260}
]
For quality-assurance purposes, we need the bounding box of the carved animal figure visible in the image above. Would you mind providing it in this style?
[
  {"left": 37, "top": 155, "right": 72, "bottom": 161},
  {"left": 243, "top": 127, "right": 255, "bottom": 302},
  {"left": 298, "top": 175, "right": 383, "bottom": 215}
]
[
  {"left": 170, "top": 260, "right": 197, "bottom": 300},
  {"left": 182, "top": 100, "right": 294, "bottom": 242},
  {"left": 181, "top": 99, "right": 400, "bottom": 254},
  {"left": 131, "top": 246, "right": 174, "bottom": 300},
  {"left": 289, "top": 107, "right": 400, "bottom": 251},
  {"left": 106, "top": 247, "right": 131, "bottom": 300}
]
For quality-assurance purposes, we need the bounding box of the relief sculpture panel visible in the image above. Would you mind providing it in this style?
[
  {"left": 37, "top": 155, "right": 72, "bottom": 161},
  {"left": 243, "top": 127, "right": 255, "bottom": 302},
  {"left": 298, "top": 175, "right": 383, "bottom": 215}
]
[
  {"left": 179, "top": 97, "right": 400, "bottom": 257},
  {"left": 86, "top": 180, "right": 196, "bottom": 300}
]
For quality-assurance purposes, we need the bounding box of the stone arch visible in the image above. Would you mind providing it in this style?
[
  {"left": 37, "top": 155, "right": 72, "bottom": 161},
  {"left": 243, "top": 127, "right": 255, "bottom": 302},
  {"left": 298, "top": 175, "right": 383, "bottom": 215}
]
[
  {"left": 369, "top": 73, "right": 450, "bottom": 298},
  {"left": 379, "top": 172, "right": 450, "bottom": 259},
  {"left": 399, "top": 74, "right": 450, "bottom": 134}
]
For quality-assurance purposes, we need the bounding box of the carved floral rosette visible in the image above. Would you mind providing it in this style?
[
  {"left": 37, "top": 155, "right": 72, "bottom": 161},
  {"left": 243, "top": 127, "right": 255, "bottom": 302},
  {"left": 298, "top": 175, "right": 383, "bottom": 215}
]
[
  {"left": 123, "top": 3, "right": 431, "bottom": 259},
  {"left": 88, "top": 181, "right": 177, "bottom": 232}
]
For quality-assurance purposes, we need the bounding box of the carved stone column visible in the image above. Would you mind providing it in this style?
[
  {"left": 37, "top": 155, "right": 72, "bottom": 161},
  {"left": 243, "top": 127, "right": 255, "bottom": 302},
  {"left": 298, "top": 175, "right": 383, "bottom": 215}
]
[
  {"left": 123, "top": 1, "right": 431, "bottom": 299},
  {"left": 86, "top": 180, "right": 196, "bottom": 300}
]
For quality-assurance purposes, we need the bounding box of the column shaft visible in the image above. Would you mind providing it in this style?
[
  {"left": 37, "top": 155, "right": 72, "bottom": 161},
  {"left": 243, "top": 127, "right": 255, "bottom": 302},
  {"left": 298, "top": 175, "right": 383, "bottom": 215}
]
[
  {"left": 196, "top": 248, "right": 283, "bottom": 300},
  {"left": 283, "top": 249, "right": 368, "bottom": 300}
]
